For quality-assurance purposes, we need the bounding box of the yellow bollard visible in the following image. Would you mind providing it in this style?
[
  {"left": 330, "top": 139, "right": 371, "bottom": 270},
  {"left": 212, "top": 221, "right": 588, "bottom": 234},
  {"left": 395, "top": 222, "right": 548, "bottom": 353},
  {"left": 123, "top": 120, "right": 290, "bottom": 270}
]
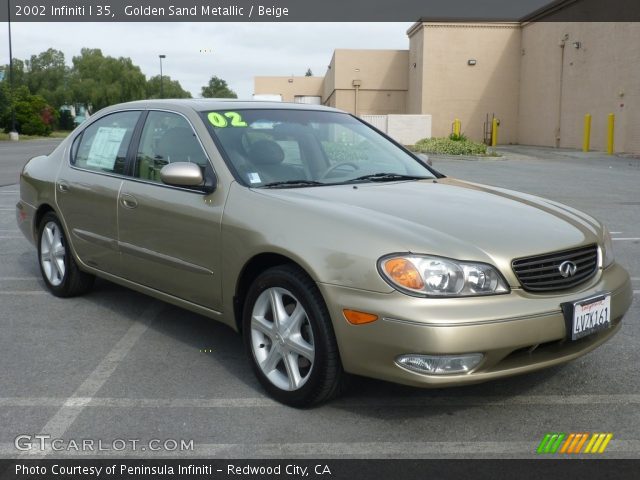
[
  {"left": 582, "top": 114, "right": 591, "bottom": 152},
  {"left": 491, "top": 118, "right": 499, "bottom": 147},
  {"left": 453, "top": 118, "right": 461, "bottom": 137},
  {"left": 607, "top": 113, "right": 615, "bottom": 155}
]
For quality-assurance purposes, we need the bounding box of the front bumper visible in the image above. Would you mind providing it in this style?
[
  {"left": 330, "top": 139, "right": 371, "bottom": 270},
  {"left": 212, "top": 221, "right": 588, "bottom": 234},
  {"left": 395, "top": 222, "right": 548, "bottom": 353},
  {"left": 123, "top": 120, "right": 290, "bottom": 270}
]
[{"left": 319, "top": 263, "right": 632, "bottom": 387}]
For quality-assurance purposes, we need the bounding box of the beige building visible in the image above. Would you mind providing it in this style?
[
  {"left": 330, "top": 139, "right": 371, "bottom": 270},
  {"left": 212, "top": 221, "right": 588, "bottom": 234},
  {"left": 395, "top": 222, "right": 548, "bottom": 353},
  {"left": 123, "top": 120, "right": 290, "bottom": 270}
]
[
  {"left": 255, "top": 49, "right": 409, "bottom": 116},
  {"left": 254, "top": 1, "right": 639, "bottom": 153}
]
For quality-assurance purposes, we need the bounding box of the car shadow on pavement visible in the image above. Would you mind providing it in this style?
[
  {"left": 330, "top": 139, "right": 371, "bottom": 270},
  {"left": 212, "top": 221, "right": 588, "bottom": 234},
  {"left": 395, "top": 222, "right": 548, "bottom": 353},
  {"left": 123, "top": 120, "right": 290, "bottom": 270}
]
[
  {"left": 27, "top": 272, "right": 572, "bottom": 411},
  {"left": 85, "top": 278, "right": 260, "bottom": 393},
  {"left": 332, "top": 366, "right": 565, "bottom": 418}
]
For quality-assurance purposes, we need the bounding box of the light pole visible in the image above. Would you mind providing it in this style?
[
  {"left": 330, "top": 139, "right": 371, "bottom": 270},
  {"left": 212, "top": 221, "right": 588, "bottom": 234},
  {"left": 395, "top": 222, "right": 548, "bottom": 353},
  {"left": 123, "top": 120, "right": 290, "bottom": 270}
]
[
  {"left": 7, "top": 0, "right": 18, "bottom": 139},
  {"left": 159, "top": 54, "right": 166, "bottom": 98}
]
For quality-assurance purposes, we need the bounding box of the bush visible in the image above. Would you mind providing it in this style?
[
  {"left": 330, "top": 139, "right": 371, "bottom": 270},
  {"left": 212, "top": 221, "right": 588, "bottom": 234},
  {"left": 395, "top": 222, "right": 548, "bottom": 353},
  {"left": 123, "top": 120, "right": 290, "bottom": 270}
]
[
  {"left": 14, "top": 97, "right": 52, "bottom": 136},
  {"left": 413, "top": 136, "right": 488, "bottom": 156},
  {"left": 448, "top": 132, "right": 468, "bottom": 142},
  {"left": 1, "top": 86, "right": 56, "bottom": 136}
]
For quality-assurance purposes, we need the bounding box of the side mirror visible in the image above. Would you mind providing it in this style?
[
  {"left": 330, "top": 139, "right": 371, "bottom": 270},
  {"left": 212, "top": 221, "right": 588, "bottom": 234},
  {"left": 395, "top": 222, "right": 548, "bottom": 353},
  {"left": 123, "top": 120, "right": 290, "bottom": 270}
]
[
  {"left": 160, "top": 162, "right": 203, "bottom": 187},
  {"left": 160, "top": 162, "right": 216, "bottom": 194},
  {"left": 416, "top": 153, "right": 433, "bottom": 167}
]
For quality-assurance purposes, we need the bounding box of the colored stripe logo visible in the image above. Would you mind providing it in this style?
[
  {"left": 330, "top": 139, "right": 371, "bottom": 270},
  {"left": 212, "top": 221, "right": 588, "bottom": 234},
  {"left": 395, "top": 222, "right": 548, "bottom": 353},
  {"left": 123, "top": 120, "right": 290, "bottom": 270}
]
[{"left": 537, "top": 433, "right": 613, "bottom": 454}]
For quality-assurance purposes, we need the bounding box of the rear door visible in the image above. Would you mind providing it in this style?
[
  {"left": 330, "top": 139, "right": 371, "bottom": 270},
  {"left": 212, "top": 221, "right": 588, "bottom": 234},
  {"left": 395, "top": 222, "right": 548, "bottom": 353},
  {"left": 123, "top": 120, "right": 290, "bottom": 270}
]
[
  {"left": 57, "top": 110, "right": 141, "bottom": 275},
  {"left": 117, "top": 110, "right": 224, "bottom": 310}
]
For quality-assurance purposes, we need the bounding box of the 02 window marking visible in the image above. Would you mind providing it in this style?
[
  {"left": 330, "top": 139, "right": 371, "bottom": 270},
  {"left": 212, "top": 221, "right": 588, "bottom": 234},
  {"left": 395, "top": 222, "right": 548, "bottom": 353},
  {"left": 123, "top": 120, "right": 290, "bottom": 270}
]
[
  {"left": 207, "top": 111, "right": 249, "bottom": 128},
  {"left": 67, "top": 108, "right": 218, "bottom": 195}
]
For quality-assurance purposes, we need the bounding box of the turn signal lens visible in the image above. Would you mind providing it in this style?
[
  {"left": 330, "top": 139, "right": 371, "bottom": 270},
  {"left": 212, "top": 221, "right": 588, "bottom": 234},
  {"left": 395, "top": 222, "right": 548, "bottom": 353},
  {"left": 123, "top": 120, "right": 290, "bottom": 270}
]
[
  {"left": 343, "top": 309, "right": 379, "bottom": 325},
  {"left": 383, "top": 258, "right": 425, "bottom": 290}
]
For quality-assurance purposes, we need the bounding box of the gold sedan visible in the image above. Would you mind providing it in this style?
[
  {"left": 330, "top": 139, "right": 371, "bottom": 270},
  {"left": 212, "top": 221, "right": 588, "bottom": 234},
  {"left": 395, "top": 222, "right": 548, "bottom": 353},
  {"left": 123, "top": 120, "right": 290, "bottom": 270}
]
[{"left": 16, "top": 100, "right": 632, "bottom": 406}]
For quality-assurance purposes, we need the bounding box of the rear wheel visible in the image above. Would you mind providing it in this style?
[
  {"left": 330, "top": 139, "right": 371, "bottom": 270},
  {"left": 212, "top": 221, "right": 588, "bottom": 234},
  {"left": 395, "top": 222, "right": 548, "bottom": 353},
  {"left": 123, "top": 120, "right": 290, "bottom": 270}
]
[
  {"left": 243, "top": 265, "right": 345, "bottom": 407},
  {"left": 37, "top": 212, "right": 94, "bottom": 297}
]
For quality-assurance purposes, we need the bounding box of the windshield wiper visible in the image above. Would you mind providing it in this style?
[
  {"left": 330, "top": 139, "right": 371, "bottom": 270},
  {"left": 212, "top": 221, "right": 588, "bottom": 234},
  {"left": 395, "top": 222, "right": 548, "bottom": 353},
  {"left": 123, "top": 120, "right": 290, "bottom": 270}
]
[
  {"left": 260, "top": 179, "right": 326, "bottom": 189},
  {"left": 345, "top": 173, "right": 431, "bottom": 183}
]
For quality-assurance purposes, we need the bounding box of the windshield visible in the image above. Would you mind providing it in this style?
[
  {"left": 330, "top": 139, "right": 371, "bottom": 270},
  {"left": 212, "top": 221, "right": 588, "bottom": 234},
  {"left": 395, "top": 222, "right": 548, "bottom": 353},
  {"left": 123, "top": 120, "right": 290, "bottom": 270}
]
[{"left": 201, "top": 109, "right": 435, "bottom": 187}]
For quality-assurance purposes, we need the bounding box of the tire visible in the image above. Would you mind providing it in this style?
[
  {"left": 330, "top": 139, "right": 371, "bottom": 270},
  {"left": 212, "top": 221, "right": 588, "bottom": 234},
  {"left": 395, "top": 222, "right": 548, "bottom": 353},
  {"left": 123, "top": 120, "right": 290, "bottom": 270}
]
[
  {"left": 37, "top": 211, "right": 95, "bottom": 297},
  {"left": 243, "top": 264, "right": 345, "bottom": 407}
]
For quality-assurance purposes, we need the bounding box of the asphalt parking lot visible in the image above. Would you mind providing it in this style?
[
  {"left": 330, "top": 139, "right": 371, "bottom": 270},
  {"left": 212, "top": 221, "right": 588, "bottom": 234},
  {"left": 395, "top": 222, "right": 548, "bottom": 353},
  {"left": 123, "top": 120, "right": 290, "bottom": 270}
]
[{"left": 0, "top": 142, "right": 638, "bottom": 459}]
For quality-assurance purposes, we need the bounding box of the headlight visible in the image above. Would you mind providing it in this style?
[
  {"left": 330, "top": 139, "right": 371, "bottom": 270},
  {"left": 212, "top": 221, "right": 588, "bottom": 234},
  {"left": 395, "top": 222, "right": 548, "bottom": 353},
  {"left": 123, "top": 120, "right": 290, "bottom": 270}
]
[
  {"left": 602, "top": 227, "right": 615, "bottom": 268},
  {"left": 378, "top": 254, "right": 510, "bottom": 297}
]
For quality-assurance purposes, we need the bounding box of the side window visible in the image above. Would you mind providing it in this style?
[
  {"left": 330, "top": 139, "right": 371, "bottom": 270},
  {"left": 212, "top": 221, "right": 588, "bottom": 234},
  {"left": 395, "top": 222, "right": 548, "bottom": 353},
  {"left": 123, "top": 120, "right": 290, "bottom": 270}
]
[
  {"left": 135, "top": 111, "right": 210, "bottom": 183},
  {"left": 72, "top": 111, "right": 140, "bottom": 174}
]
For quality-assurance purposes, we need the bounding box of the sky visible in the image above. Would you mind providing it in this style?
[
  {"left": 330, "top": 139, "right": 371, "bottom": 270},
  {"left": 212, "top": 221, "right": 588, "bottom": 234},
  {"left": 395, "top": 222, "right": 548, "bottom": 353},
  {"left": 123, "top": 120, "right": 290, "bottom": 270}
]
[
  {"left": 2, "top": 22, "right": 414, "bottom": 99},
  {"left": 1, "top": 0, "right": 552, "bottom": 100}
]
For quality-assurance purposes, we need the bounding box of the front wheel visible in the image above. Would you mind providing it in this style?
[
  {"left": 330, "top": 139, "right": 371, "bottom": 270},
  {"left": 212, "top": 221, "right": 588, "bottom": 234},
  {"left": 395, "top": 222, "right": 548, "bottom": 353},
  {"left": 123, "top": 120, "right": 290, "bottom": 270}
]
[
  {"left": 37, "top": 212, "right": 95, "bottom": 297},
  {"left": 243, "top": 265, "right": 345, "bottom": 407}
]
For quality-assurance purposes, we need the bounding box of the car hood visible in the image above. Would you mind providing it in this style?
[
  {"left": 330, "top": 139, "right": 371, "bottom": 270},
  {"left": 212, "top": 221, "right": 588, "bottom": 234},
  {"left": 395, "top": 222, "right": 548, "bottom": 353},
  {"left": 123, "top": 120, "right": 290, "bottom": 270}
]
[{"left": 254, "top": 178, "right": 602, "bottom": 274}]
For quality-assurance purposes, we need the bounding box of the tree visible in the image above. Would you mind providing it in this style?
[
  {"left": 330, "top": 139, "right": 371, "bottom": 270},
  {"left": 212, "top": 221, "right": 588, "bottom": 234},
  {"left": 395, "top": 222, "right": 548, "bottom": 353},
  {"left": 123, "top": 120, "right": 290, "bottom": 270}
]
[
  {"left": 0, "top": 82, "right": 11, "bottom": 131},
  {"left": 25, "top": 48, "right": 70, "bottom": 107},
  {"left": 0, "top": 59, "right": 27, "bottom": 88},
  {"left": 305, "top": 68, "right": 313, "bottom": 77},
  {"left": 201, "top": 76, "right": 237, "bottom": 98},
  {"left": 69, "top": 48, "right": 147, "bottom": 111},
  {"left": 146, "top": 75, "right": 192, "bottom": 99}
]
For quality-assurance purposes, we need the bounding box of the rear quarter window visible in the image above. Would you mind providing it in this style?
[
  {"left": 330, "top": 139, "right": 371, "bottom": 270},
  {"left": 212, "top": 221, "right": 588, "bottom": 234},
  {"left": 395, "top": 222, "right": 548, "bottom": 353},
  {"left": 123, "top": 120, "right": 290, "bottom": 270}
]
[{"left": 71, "top": 111, "right": 141, "bottom": 175}]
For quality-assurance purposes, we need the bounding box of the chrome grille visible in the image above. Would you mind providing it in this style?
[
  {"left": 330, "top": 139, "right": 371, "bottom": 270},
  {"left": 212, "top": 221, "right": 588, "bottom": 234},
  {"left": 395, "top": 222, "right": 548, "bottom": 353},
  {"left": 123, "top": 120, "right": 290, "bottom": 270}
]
[{"left": 512, "top": 244, "right": 598, "bottom": 292}]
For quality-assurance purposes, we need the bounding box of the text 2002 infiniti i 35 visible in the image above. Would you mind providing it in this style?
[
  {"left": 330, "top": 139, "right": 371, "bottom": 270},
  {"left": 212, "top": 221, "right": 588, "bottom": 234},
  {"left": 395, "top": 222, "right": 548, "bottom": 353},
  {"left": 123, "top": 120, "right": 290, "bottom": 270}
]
[{"left": 16, "top": 100, "right": 632, "bottom": 406}]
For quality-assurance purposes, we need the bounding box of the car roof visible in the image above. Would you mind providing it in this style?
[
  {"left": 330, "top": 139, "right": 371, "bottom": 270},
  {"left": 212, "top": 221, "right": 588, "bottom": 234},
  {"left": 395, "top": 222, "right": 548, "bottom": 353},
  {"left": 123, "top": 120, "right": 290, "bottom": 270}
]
[{"left": 101, "top": 99, "right": 344, "bottom": 114}]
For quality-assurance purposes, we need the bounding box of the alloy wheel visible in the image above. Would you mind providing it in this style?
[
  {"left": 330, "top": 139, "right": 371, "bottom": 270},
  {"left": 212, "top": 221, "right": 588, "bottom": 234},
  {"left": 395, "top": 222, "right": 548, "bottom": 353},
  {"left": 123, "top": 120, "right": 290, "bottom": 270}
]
[
  {"left": 249, "top": 287, "right": 315, "bottom": 391},
  {"left": 40, "top": 221, "right": 66, "bottom": 286}
]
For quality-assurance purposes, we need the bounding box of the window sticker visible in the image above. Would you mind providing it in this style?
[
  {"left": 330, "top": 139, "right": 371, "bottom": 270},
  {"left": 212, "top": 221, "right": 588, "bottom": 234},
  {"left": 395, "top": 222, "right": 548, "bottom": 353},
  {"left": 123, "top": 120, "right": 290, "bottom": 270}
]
[
  {"left": 247, "top": 172, "right": 262, "bottom": 184},
  {"left": 86, "top": 127, "right": 127, "bottom": 170},
  {"left": 208, "top": 111, "right": 249, "bottom": 128}
]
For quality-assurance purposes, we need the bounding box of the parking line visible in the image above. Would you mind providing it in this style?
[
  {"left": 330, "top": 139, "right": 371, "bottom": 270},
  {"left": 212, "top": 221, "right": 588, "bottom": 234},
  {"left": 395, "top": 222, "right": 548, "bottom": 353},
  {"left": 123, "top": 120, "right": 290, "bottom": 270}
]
[
  {"left": 0, "top": 291, "right": 47, "bottom": 295},
  {"left": 190, "top": 439, "right": 640, "bottom": 457},
  {"left": 2, "top": 394, "right": 640, "bottom": 409},
  {"left": 4, "top": 440, "right": 639, "bottom": 459},
  {"left": 0, "top": 277, "right": 39, "bottom": 281},
  {"left": 612, "top": 238, "right": 640, "bottom": 241},
  {"left": 22, "top": 302, "right": 161, "bottom": 456}
]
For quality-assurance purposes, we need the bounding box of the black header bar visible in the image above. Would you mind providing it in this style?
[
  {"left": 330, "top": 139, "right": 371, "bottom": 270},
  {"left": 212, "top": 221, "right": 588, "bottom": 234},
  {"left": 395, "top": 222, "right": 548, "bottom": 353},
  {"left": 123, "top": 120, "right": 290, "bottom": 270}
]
[{"left": 1, "top": 0, "right": 639, "bottom": 22}]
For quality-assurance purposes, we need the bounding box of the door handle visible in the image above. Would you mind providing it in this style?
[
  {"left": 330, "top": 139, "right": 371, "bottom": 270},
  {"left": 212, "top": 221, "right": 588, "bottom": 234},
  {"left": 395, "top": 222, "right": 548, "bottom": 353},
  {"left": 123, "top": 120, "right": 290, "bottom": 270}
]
[
  {"left": 120, "top": 193, "right": 138, "bottom": 209},
  {"left": 57, "top": 181, "right": 70, "bottom": 193}
]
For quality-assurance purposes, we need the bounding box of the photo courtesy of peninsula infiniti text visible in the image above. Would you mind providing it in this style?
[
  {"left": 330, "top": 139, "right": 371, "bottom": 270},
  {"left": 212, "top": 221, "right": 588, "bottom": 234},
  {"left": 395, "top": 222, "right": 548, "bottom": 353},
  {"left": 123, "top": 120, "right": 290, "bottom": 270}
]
[{"left": 16, "top": 99, "right": 632, "bottom": 406}]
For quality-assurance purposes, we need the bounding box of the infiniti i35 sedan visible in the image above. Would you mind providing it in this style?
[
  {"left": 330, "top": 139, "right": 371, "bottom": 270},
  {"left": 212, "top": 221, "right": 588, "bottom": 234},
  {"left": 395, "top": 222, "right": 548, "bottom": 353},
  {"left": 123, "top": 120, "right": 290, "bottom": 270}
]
[{"left": 16, "top": 100, "right": 632, "bottom": 406}]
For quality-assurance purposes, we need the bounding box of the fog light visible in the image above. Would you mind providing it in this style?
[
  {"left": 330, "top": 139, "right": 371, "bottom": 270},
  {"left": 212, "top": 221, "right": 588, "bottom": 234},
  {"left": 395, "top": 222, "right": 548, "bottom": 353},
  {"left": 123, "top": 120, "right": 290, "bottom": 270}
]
[{"left": 396, "top": 353, "right": 484, "bottom": 375}]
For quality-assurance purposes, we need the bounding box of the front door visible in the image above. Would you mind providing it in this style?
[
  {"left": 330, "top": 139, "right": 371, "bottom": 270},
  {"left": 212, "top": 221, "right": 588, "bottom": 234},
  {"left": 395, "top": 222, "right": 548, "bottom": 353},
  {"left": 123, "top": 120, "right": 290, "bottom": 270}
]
[{"left": 117, "top": 110, "right": 224, "bottom": 310}]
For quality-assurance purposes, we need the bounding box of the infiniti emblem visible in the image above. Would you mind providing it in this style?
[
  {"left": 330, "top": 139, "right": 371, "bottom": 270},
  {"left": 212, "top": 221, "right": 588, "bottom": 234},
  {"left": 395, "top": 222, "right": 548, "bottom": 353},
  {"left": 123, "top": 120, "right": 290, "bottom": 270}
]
[{"left": 558, "top": 260, "right": 578, "bottom": 278}]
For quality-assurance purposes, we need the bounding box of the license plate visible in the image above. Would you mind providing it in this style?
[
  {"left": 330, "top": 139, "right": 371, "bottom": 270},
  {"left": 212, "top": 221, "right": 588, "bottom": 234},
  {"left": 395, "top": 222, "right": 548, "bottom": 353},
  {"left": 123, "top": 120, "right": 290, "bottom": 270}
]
[{"left": 567, "top": 294, "right": 611, "bottom": 341}]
